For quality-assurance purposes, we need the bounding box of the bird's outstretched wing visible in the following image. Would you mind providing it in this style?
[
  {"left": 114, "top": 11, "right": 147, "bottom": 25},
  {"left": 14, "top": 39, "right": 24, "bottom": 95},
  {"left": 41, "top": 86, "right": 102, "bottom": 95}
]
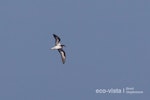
[
  {"left": 53, "top": 34, "right": 61, "bottom": 45},
  {"left": 58, "top": 49, "right": 66, "bottom": 64}
]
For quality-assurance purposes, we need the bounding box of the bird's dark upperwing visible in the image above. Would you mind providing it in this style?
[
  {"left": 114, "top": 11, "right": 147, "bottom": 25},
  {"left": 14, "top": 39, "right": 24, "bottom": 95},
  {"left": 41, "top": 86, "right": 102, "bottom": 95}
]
[
  {"left": 53, "top": 34, "right": 61, "bottom": 45},
  {"left": 58, "top": 49, "right": 66, "bottom": 64}
]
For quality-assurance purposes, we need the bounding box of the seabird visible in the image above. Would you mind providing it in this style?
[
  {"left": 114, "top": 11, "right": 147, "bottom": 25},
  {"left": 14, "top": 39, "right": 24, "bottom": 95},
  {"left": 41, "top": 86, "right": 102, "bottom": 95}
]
[{"left": 51, "top": 34, "right": 66, "bottom": 64}]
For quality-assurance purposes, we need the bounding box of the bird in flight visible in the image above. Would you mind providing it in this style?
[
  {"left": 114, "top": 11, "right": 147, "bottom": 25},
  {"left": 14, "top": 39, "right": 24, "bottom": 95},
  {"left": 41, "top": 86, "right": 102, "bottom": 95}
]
[{"left": 51, "top": 34, "right": 66, "bottom": 64}]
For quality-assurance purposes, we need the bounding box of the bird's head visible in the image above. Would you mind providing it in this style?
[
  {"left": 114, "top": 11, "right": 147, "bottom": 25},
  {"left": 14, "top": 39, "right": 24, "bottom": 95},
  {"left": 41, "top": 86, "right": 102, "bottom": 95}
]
[{"left": 61, "top": 45, "right": 66, "bottom": 48}]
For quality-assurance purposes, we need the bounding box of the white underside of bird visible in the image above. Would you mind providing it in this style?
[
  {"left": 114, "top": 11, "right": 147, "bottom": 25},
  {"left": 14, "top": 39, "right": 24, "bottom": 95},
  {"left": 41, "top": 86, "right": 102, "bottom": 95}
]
[{"left": 51, "top": 43, "right": 62, "bottom": 50}]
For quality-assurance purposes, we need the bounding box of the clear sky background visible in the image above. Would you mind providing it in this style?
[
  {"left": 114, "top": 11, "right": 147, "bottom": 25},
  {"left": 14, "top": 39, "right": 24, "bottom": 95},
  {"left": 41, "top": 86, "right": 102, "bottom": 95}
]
[{"left": 0, "top": 0, "right": 149, "bottom": 100}]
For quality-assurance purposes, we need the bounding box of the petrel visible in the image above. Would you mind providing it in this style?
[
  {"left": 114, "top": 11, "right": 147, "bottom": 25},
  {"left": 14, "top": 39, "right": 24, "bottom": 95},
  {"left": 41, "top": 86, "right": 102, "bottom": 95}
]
[{"left": 51, "top": 34, "right": 66, "bottom": 64}]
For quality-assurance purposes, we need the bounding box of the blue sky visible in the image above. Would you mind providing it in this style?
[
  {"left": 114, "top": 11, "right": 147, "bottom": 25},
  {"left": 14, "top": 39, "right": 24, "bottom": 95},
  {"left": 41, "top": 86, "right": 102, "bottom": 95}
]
[{"left": 0, "top": 0, "right": 149, "bottom": 100}]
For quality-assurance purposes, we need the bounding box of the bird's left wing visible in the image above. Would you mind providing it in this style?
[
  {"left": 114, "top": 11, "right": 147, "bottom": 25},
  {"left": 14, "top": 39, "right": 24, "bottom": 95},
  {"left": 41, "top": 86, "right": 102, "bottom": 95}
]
[{"left": 58, "top": 49, "right": 66, "bottom": 64}]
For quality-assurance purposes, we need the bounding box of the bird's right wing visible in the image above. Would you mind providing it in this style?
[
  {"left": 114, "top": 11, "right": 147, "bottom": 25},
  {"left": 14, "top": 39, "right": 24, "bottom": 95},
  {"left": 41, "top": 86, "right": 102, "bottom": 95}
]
[{"left": 53, "top": 34, "right": 61, "bottom": 45}]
